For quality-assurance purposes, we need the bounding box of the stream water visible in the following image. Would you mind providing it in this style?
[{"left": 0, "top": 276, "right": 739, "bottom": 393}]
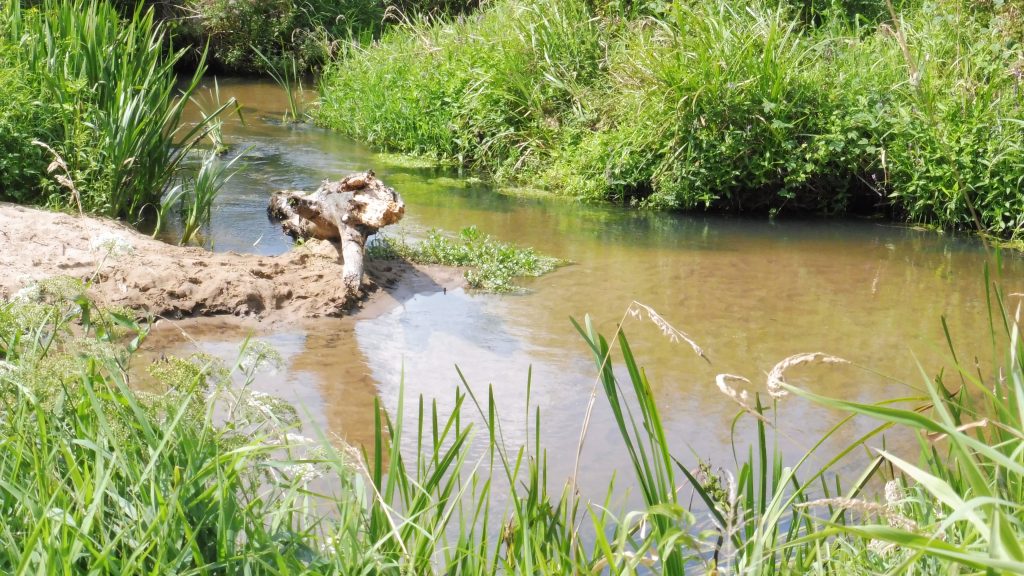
[{"left": 146, "top": 78, "right": 1024, "bottom": 503}]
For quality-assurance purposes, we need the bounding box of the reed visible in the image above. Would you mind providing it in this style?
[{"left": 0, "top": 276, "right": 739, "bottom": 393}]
[
  {"left": 2, "top": 277, "right": 1023, "bottom": 573},
  {"left": 1, "top": 0, "right": 231, "bottom": 228},
  {"left": 175, "top": 149, "right": 247, "bottom": 245},
  {"left": 254, "top": 47, "right": 307, "bottom": 123}
]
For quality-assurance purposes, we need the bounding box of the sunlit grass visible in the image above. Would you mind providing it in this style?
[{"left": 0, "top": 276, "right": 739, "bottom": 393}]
[
  {"left": 0, "top": 0, "right": 233, "bottom": 231},
  {"left": 3, "top": 270, "right": 1024, "bottom": 572},
  {"left": 317, "top": 0, "right": 1024, "bottom": 241},
  {"left": 369, "top": 225, "right": 565, "bottom": 292}
]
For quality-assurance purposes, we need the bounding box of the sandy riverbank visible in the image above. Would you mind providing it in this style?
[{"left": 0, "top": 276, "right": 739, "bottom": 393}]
[{"left": 0, "top": 203, "right": 462, "bottom": 320}]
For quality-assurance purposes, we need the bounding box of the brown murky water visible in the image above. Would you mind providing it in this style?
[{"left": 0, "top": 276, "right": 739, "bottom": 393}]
[{"left": 146, "top": 78, "right": 1024, "bottom": 501}]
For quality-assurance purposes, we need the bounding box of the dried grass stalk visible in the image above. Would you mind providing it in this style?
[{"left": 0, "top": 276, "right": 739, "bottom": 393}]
[
  {"left": 767, "top": 352, "right": 850, "bottom": 398},
  {"left": 628, "top": 301, "right": 709, "bottom": 362}
]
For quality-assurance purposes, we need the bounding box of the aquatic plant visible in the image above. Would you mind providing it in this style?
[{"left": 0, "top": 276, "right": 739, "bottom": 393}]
[
  {"left": 193, "top": 77, "right": 243, "bottom": 155},
  {"left": 369, "top": 225, "right": 564, "bottom": 291},
  {"left": 169, "top": 149, "right": 248, "bottom": 245},
  {"left": 254, "top": 47, "right": 307, "bottom": 123},
  {"left": 0, "top": 0, "right": 232, "bottom": 225}
]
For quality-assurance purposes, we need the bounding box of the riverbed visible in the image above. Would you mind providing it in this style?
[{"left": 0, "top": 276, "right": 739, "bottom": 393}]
[{"left": 146, "top": 78, "right": 1024, "bottom": 502}]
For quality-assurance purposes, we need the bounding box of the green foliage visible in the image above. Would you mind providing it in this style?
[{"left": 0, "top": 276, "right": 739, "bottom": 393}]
[
  {"left": 318, "top": 0, "right": 1024, "bottom": 240},
  {"left": 0, "top": 48, "right": 48, "bottom": 202},
  {"left": 317, "top": 0, "right": 605, "bottom": 178},
  {"left": 370, "top": 225, "right": 564, "bottom": 291},
  {"left": 4, "top": 274, "right": 1024, "bottom": 573},
  {"left": 177, "top": 0, "right": 481, "bottom": 74},
  {"left": 0, "top": 0, "right": 232, "bottom": 229},
  {"left": 0, "top": 290, "right": 357, "bottom": 573},
  {"left": 159, "top": 149, "right": 247, "bottom": 245}
]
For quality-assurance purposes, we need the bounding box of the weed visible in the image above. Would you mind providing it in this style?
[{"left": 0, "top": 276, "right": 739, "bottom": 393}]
[{"left": 370, "top": 225, "right": 565, "bottom": 291}]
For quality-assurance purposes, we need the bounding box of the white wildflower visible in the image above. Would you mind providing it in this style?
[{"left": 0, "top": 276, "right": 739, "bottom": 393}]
[
  {"left": 284, "top": 462, "right": 322, "bottom": 484},
  {"left": 271, "top": 432, "right": 314, "bottom": 447},
  {"left": 12, "top": 284, "right": 41, "bottom": 303},
  {"left": 284, "top": 433, "right": 314, "bottom": 445},
  {"left": 245, "top": 390, "right": 275, "bottom": 417},
  {"left": 884, "top": 480, "right": 902, "bottom": 508},
  {"left": 90, "top": 232, "right": 134, "bottom": 258}
]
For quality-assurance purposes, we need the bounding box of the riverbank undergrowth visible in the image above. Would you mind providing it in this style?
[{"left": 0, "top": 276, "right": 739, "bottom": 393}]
[
  {"left": 3, "top": 275, "right": 1022, "bottom": 573},
  {"left": 317, "top": 0, "right": 1024, "bottom": 240},
  {"left": 0, "top": 1, "right": 231, "bottom": 239}
]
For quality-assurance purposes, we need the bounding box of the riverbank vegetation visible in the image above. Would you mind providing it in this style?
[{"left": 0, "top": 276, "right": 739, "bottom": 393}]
[
  {"left": 0, "top": 0, "right": 231, "bottom": 238},
  {"left": 370, "top": 225, "right": 565, "bottom": 291},
  {"left": 317, "top": 0, "right": 1024, "bottom": 240},
  {"left": 2, "top": 1, "right": 1023, "bottom": 573},
  {"left": 3, "top": 278, "right": 1023, "bottom": 572},
  {"left": 108, "top": 0, "right": 479, "bottom": 74}
]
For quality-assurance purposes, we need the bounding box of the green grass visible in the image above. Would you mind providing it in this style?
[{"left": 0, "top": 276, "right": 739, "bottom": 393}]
[
  {"left": 4, "top": 269, "right": 1024, "bottom": 572},
  {"left": 317, "top": 0, "right": 1024, "bottom": 241},
  {"left": 0, "top": 0, "right": 232, "bottom": 231},
  {"left": 368, "top": 225, "right": 565, "bottom": 292}
]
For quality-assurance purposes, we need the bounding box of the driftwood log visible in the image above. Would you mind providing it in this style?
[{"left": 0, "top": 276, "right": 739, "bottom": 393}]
[{"left": 267, "top": 171, "right": 404, "bottom": 291}]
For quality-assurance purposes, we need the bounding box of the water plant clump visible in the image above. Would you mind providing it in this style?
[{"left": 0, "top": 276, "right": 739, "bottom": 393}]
[
  {"left": 369, "top": 225, "right": 565, "bottom": 291},
  {"left": 0, "top": 0, "right": 233, "bottom": 230}
]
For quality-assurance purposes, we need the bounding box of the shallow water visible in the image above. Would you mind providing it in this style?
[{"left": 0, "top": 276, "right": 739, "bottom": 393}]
[{"left": 148, "top": 78, "right": 1024, "bottom": 502}]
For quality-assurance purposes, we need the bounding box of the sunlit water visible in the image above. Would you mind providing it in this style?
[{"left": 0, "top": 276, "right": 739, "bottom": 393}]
[{"left": 146, "top": 78, "right": 1024, "bottom": 507}]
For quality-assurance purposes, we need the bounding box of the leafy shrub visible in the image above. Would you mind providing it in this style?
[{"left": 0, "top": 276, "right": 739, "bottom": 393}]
[
  {"left": 318, "top": 0, "right": 606, "bottom": 177},
  {"left": 0, "top": 50, "right": 50, "bottom": 203},
  {"left": 318, "top": 0, "right": 1024, "bottom": 239},
  {"left": 1, "top": 0, "right": 229, "bottom": 226}
]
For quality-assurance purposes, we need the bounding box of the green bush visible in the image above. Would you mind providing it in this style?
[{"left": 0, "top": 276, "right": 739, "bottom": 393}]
[
  {"left": 318, "top": 0, "right": 605, "bottom": 176},
  {"left": 317, "top": 0, "right": 1024, "bottom": 239},
  {"left": 844, "top": 3, "right": 1024, "bottom": 235},
  {"left": 553, "top": 2, "right": 856, "bottom": 211},
  {"left": 0, "top": 0, "right": 228, "bottom": 227},
  {"left": 0, "top": 49, "right": 50, "bottom": 203}
]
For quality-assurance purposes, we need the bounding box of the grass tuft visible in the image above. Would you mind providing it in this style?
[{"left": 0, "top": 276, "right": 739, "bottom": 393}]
[{"left": 369, "top": 225, "right": 565, "bottom": 292}]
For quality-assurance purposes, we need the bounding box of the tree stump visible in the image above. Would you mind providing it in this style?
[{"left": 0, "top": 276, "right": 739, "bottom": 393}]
[{"left": 267, "top": 171, "right": 404, "bottom": 291}]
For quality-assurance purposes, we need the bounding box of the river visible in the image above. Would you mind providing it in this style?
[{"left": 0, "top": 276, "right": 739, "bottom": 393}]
[{"left": 146, "top": 78, "right": 1024, "bottom": 503}]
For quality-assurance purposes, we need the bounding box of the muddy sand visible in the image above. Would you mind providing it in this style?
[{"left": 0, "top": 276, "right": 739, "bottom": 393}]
[{"left": 0, "top": 203, "right": 463, "bottom": 320}]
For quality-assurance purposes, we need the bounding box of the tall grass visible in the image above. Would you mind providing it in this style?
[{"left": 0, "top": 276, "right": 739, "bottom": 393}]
[
  {"left": 317, "top": 0, "right": 1024, "bottom": 240},
  {"left": 0, "top": 281, "right": 346, "bottom": 572},
  {"left": 255, "top": 47, "right": 307, "bottom": 123},
  {"left": 1, "top": 0, "right": 231, "bottom": 225},
  {"left": 318, "top": 0, "right": 604, "bottom": 177},
  {"left": 3, "top": 270, "right": 1024, "bottom": 572}
]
